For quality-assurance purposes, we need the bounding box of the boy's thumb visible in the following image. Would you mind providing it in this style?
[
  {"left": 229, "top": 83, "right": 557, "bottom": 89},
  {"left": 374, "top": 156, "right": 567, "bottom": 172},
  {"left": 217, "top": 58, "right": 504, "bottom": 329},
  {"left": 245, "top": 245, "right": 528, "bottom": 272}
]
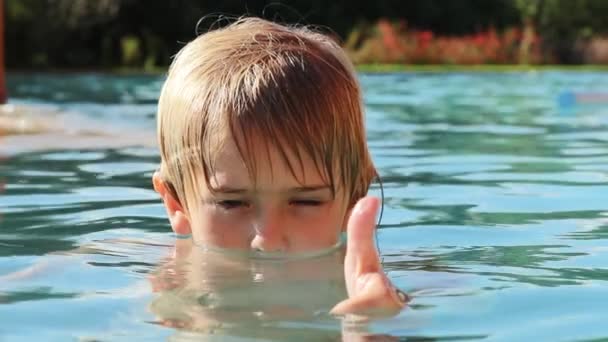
[{"left": 346, "top": 197, "right": 381, "bottom": 274}]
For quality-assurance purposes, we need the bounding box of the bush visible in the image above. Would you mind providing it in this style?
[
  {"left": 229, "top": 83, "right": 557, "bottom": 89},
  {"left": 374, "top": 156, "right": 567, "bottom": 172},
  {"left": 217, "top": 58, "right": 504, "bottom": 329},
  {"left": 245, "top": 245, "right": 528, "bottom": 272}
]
[{"left": 346, "top": 19, "right": 545, "bottom": 65}]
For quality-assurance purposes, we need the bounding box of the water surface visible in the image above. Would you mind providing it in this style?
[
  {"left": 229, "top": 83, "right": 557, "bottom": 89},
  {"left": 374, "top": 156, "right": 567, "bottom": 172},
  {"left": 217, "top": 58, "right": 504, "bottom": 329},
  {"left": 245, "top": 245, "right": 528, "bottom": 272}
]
[{"left": 2, "top": 71, "right": 608, "bottom": 341}]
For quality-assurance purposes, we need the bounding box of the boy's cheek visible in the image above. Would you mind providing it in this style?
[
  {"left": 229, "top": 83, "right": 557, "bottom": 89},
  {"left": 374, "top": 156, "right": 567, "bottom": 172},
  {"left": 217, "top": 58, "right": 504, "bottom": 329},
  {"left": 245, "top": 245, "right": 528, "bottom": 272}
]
[
  {"left": 191, "top": 218, "right": 253, "bottom": 249},
  {"left": 190, "top": 208, "right": 344, "bottom": 251},
  {"left": 287, "top": 222, "right": 344, "bottom": 251}
]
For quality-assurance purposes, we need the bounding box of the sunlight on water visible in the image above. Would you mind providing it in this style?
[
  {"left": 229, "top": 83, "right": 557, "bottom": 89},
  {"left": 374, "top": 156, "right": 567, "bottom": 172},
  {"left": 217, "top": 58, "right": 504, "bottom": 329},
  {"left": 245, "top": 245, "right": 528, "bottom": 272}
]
[{"left": 1, "top": 72, "right": 608, "bottom": 341}]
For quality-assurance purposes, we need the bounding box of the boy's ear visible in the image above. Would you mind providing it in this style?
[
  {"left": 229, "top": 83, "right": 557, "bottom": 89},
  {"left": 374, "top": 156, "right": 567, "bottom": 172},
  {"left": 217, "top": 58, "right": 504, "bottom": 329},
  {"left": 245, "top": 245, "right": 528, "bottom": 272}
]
[{"left": 153, "top": 171, "right": 191, "bottom": 236}]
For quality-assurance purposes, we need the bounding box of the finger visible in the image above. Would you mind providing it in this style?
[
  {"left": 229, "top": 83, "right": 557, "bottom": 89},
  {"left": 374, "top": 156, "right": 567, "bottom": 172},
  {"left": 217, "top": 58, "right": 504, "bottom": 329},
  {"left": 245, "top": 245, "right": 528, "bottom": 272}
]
[
  {"left": 330, "top": 273, "right": 406, "bottom": 317},
  {"left": 346, "top": 196, "right": 382, "bottom": 275},
  {"left": 330, "top": 293, "right": 381, "bottom": 316}
]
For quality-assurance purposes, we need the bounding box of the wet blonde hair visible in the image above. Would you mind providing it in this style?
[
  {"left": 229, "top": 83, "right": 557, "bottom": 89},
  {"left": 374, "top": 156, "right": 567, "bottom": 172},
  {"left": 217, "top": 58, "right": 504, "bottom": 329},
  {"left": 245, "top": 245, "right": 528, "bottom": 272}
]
[{"left": 157, "top": 17, "right": 376, "bottom": 214}]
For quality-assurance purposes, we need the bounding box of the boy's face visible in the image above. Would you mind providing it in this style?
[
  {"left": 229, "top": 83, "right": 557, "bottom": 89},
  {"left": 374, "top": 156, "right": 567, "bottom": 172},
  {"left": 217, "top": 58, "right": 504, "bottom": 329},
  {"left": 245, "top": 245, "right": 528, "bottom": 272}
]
[{"left": 159, "top": 136, "right": 351, "bottom": 253}]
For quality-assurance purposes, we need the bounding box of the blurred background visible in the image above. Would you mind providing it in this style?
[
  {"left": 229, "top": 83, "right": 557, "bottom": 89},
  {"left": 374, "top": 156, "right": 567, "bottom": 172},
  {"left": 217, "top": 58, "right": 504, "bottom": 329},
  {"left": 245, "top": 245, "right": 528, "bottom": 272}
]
[{"left": 5, "top": 0, "right": 608, "bottom": 72}]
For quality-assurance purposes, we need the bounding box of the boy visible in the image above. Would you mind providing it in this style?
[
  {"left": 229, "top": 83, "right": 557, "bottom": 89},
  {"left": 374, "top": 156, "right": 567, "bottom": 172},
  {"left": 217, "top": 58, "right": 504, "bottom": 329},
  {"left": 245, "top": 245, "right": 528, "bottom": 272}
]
[{"left": 152, "top": 17, "right": 407, "bottom": 316}]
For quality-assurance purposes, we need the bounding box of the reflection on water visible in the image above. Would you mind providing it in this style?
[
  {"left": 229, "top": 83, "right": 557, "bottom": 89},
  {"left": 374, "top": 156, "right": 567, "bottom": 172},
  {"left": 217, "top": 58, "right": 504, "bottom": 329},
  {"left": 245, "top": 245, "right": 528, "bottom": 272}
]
[
  {"left": 149, "top": 244, "right": 348, "bottom": 339},
  {"left": 1, "top": 72, "right": 608, "bottom": 340}
]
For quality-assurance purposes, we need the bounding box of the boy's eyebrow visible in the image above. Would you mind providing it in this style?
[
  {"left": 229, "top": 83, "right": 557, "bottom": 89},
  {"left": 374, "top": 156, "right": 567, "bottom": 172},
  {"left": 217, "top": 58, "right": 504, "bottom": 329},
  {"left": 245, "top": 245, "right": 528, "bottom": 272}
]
[
  {"left": 213, "top": 185, "right": 332, "bottom": 194},
  {"left": 213, "top": 186, "right": 248, "bottom": 194},
  {"left": 290, "top": 185, "right": 332, "bottom": 193}
]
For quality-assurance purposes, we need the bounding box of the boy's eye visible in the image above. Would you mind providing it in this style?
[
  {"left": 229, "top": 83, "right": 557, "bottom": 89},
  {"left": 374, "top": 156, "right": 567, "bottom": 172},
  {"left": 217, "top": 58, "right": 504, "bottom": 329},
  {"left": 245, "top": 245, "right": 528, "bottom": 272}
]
[
  {"left": 217, "top": 200, "right": 250, "bottom": 210},
  {"left": 289, "top": 199, "right": 324, "bottom": 206}
]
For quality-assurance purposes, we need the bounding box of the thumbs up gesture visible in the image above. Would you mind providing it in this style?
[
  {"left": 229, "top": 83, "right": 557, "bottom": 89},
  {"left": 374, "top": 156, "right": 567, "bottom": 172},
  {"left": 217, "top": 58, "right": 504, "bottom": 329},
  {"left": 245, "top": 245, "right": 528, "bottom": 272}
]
[{"left": 331, "top": 197, "right": 409, "bottom": 316}]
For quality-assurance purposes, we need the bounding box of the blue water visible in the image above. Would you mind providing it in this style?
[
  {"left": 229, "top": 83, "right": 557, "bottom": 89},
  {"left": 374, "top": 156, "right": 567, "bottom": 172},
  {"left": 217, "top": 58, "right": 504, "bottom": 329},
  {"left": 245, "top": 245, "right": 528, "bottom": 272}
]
[{"left": 2, "top": 71, "right": 608, "bottom": 341}]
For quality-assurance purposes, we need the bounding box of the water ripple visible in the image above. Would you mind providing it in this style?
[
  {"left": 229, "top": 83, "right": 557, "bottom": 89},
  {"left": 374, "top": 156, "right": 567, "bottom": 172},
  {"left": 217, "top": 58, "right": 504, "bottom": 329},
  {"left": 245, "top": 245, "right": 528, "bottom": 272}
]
[{"left": 2, "top": 72, "right": 608, "bottom": 340}]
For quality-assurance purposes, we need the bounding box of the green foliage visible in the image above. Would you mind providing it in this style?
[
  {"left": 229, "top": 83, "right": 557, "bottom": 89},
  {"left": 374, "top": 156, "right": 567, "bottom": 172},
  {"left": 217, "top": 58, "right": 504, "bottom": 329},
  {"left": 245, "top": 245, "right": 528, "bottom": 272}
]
[
  {"left": 120, "top": 35, "right": 142, "bottom": 67},
  {"left": 514, "top": 0, "right": 540, "bottom": 19},
  {"left": 3, "top": 0, "right": 521, "bottom": 69},
  {"left": 6, "top": 0, "right": 37, "bottom": 20},
  {"left": 5, "top": 0, "right": 608, "bottom": 68},
  {"left": 513, "top": 0, "right": 608, "bottom": 63}
]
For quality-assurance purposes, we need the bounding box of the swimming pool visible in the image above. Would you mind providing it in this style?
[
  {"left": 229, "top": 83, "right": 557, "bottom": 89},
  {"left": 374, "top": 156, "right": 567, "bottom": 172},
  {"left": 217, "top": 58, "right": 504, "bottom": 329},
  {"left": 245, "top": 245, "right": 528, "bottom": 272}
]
[{"left": 2, "top": 71, "right": 608, "bottom": 341}]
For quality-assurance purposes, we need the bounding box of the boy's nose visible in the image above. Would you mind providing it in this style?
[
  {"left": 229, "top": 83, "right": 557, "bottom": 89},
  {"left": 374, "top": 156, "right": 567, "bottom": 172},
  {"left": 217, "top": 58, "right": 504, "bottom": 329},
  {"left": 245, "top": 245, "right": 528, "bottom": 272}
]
[{"left": 250, "top": 210, "right": 287, "bottom": 252}]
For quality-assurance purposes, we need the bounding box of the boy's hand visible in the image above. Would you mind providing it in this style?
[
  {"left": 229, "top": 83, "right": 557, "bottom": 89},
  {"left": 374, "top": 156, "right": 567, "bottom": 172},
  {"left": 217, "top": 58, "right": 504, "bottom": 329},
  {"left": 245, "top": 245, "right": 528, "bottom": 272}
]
[{"left": 330, "top": 197, "right": 409, "bottom": 316}]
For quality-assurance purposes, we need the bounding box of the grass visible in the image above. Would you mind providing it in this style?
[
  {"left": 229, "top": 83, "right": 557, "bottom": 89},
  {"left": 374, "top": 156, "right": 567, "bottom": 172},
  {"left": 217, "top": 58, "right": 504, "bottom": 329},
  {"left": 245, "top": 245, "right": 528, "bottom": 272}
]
[
  {"left": 8, "top": 64, "right": 608, "bottom": 75},
  {"left": 356, "top": 64, "right": 608, "bottom": 73}
]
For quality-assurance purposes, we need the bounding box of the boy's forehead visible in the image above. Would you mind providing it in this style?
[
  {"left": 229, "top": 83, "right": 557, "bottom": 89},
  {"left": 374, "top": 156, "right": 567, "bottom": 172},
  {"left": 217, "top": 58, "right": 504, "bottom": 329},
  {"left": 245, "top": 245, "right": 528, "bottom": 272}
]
[{"left": 206, "top": 136, "right": 328, "bottom": 190}]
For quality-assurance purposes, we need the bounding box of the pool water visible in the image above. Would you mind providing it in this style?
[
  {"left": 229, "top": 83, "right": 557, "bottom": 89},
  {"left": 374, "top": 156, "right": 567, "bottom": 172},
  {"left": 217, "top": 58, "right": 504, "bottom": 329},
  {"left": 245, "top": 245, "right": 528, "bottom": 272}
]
[{"left": 2, "top": 72, "right": 608, "bottom": 341}]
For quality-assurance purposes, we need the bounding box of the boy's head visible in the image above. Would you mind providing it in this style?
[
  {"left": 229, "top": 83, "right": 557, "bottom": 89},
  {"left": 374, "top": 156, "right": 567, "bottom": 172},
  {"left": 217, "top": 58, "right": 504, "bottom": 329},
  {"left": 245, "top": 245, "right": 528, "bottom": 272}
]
[{"left": 154, "top": 17, "right": 377, "bottom": 252}]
